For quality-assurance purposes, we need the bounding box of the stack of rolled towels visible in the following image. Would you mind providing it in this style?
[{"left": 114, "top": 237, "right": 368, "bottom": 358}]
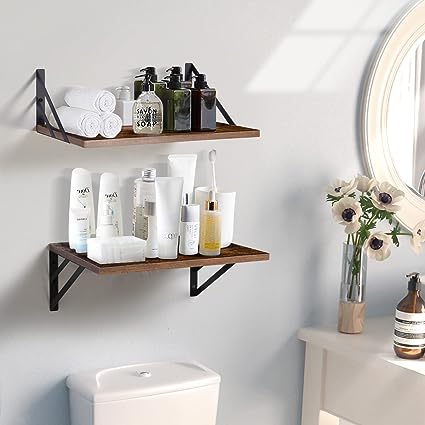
[{"left": 50, "top": 87, "right": 123, "bottom": 138}]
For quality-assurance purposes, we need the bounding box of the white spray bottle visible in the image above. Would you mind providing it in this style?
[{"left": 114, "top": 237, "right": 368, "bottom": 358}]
[
  {"left": 98, "top": 173, "right": 123, "bottom": 237},
  {"left": 69, "top": 168, "right": 96, "bottom": 249}
]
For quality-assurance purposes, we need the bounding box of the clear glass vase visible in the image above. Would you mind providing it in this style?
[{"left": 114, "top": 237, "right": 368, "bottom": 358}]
[{"left": 338, "top": 243, "right": 367, "bottom": 334}]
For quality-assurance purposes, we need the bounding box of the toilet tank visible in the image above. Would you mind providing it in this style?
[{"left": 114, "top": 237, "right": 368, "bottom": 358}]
[{"left": 66, "top": 361, "right": 221, "bottom": 425}]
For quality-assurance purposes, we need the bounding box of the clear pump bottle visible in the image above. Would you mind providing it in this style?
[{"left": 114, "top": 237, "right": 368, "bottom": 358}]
[{"left": 132, "top": 75, "right": 163, "bottom": 135}]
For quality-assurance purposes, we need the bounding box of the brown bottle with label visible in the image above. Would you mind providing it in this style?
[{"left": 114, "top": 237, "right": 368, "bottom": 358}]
[{"left": 394, "top": 273, "right": 425, "bottom": 360}]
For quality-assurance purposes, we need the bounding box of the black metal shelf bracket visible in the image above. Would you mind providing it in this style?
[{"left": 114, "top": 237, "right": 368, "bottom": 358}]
[
  {"left": 49, "top": 251, "right": 85, "bottom": 311},
  {"left": 190, "top": 263, "right": 235, "bottom": 297},
  {"left": 49, "top": 252, "right": 236, "bottom": 310},
  {"left": 184, "top": 63, "right": 236, "bottom": 126},
  {"left": 36, "top": 69, "right": 69, "bottom": 143}
]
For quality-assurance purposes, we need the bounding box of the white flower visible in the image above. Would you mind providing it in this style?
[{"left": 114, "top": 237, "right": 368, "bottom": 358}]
[
  {"left": 356, "top": 175, "right": 377, "bottom": 193},
  {"left": 365, "top": 232, "right": 392, "bottom": 261},
  {"left": 326, "top": 178, "right": 357, "bottom": 197},
  {"left": 411, "top": 220, "right": 425, "bottom": 255},
  {"left": 332, "top": 198, "right": 363, "bottom": 234},
  {"left": 371, "top": 182, "right": 404, "bottom": 212}
]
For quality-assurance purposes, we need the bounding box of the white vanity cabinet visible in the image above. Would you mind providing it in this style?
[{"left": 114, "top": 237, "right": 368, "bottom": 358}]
[{"left": 298, "top": 317, "right": 425, "bottom": 425}]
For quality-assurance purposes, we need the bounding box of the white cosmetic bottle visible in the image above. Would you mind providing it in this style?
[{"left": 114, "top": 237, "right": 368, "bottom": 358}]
[
  {"left": 69, "top": 168, "right": 96, "bottom": 249},
  {"left": 96, "top": 203, "right": 118, "bottom": 239},
  {"left": 133, "top": 168, "right": 156, "bottom": 239},
  {"left": 179, "top": 194, "right": 200, "bottom": 255},
  {"left": 98, "top": 173, "right": 123, "bottom": 237}
]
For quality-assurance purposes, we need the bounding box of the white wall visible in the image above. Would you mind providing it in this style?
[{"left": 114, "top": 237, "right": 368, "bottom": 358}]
[{"left": 0, "top": 0, "right": 419, "bottom": 424}]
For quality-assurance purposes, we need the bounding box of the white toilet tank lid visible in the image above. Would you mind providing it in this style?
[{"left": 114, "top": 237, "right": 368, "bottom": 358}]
[{"left": 66, "top": 361, "right": 221, "bottom": 403}]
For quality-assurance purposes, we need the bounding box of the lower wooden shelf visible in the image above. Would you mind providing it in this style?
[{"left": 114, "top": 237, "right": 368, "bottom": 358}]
[{"left": 48, "top": 242, "right": 270, "bottom": 311}]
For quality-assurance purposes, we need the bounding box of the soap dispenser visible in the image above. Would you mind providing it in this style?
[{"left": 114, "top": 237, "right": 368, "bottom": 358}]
[
  {"left": 394, "top": 272, "right": 425, "bottom": 359},
  {"left": 163, "top": 73, "right": 191, "bottom": 132},
  {"left": 132, "top": 75, "right": 163, "bottom": 134},
  {"left": 191, "top": 74, "right": 216, "bottom": 131}
]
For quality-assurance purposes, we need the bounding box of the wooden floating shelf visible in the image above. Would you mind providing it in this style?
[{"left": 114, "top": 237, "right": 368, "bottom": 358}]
[
  {"left": 48, "top": 242, "right": 270, "bottom": 311},
  {"left": 36, "top": 123, "right": 260, "bottom": 148},
  {"left": 49, "top": 242, "right": 269, "bottom": 275}
]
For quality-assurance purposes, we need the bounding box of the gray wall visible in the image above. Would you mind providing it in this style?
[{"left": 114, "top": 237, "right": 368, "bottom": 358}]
[{"left": 0, "top": 0, "right": 418, "bottom": 424}]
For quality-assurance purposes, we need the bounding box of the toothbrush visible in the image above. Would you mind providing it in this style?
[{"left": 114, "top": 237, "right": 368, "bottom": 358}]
[{"left": 209, "top": 149, "right": 217, "bottom": 194}]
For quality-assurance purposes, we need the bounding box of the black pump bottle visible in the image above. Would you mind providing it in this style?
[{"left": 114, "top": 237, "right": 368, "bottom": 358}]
[{"left": 191, "top": 74, "right": 216, "bottom": 131}]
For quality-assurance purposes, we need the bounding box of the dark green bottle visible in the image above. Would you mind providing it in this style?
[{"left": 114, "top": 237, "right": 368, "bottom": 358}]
[
  {"left": 134, "top": 67, "right": 166, "bottom": 100},
  {"left": 191, "top": 74, "right": 216, "bottom": 131},
  {"left": 163, "top": 74, "right": 191, "bottom": 132}
]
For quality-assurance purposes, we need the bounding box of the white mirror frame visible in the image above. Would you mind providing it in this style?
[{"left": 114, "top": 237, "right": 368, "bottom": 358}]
[{"left": 361, "top": 0, "right": 425, "bottom": 230}]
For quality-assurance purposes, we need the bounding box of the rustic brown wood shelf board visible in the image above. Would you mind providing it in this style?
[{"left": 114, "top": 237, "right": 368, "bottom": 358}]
[
  {"left": 37, "top": 122, "right": 260, "bottom": 148},
  {"left": 49, "top": 242, "right": 270, "bottom": 275}
]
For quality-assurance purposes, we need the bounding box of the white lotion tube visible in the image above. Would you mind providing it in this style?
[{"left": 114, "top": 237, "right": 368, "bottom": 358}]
[
  {"left": 69, "top": 168, "right": 95, "bottom": 249},
  {"left": 155, "top": 177, "right": 184, "bottom": 259},
  {"left": 70, "top": 208, "right": 89, "bottom": 253},
  {"left": 98, "top": 173, "right": 123, "bottom": 237},
  {"left": 168, "top": 154, "right": 197, "bottom": 203}
]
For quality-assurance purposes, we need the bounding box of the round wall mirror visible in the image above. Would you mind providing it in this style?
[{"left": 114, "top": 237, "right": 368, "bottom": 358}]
[{"left": 361, "top": 0, "right": 425, "bottom": 230}]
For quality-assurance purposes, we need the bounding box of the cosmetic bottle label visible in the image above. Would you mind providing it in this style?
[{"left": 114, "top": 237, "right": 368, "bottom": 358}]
[
  {"left": 394, "top": 309, "right": 425, "bottom": 349},
  {"left": 134, "top": 106, "right": 160, "bottom": 130},
  {"left": 142, "top": 216, "right": 149, "bottom": 240},
  {"left": 134, "top": 206, "right": 144, "bottom": 239}
]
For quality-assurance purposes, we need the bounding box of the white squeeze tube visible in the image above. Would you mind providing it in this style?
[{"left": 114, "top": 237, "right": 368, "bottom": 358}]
[
  {"left": 155, "top": 177, "right": 184, "bottom": 259},
  {"left": 69, "top": 208, "right": 89, "bottom": 253},
  {"left": 98, "top": 173, "right": 123, "bottom": 237},
  {"left": 69, "top": 168, "right": 95, "bottom": 249},
  {"left": 168, "top": 154, "right": 197, "bottom": 203}
]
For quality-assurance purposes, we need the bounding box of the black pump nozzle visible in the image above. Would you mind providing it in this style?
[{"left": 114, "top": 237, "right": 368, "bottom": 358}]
[
  {"left": 407, "top": 272, "right": 421, "bottom": 290},
  {"left": 194, "top": 73, "right": 209, "bottom": 89},
  {"left": 141, "top": 74, "right": 154, "bottom": 92},
  {"left": 140, "top": 66, "right": 156, "bottom": 74},
  {"left": 137, "top": 66, "right": 158, "bottom": 82},
  {"left": 166, "top": 66, "right": 182, "bottom": 76},
  {"left": 167, "top": 74, "right": 182, "bottom": 90}
]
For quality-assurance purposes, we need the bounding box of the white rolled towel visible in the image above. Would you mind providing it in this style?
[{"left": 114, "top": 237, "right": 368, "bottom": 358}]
[
  {"left": 49, "top": 106, "right": 101, "bottom": 138},
  {"left": 100, "top": 113, "right": 122, "bottom": 138},
  {"left": 64, "top": 87, "right": 116, "bottom": 113}
]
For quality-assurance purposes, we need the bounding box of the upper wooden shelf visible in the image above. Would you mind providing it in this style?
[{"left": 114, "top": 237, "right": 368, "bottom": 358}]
[
  {"left": 49, "top": 242, "right": 269, "bottom": 275},
  {"left": 36, "top": 122, "right": 260, "bottom": 148}
]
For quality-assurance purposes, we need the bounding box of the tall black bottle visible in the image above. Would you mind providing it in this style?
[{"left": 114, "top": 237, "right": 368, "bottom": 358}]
[
  {"left": 191, "top": 74, "right": 216, "bottom": 131},
  {"left": 163, "top": 74, "right": 191, "bottom": 132}
]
